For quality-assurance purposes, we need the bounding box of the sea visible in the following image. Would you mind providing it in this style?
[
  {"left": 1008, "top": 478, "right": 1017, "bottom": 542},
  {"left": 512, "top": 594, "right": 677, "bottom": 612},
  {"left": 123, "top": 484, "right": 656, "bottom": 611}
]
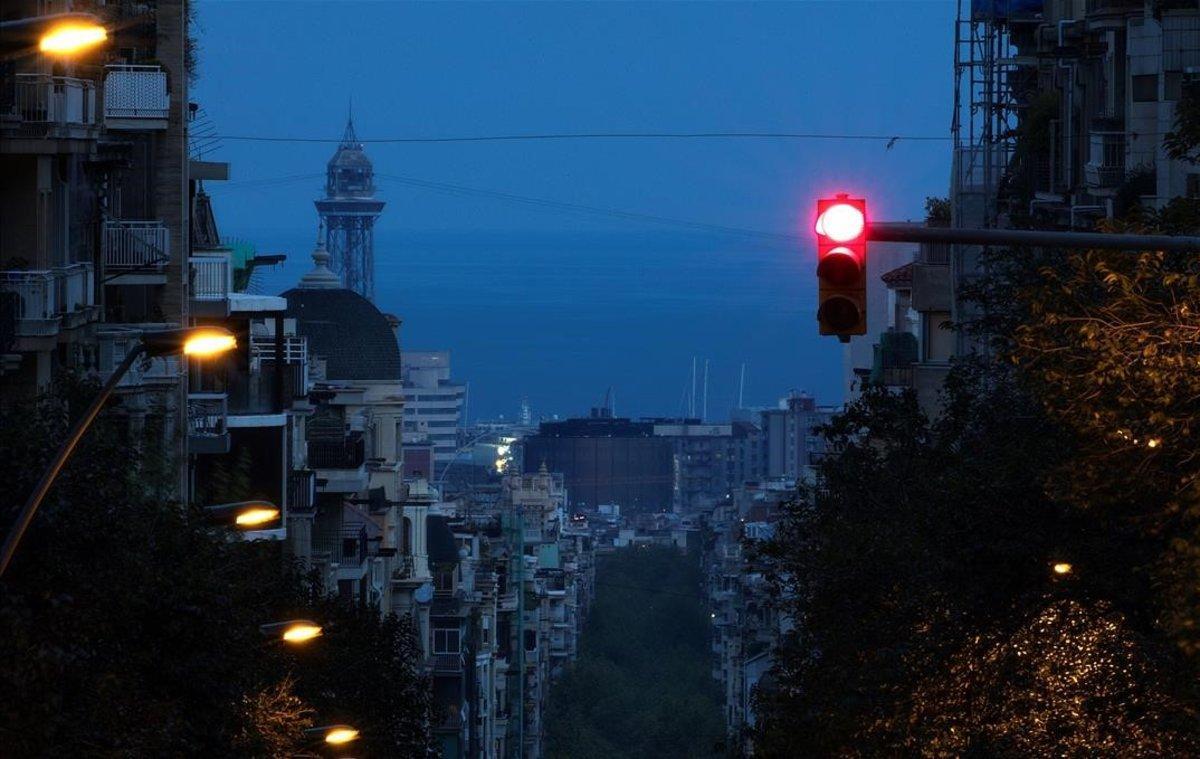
[{"left": 235, "top": 227, "right": 841, "bottom": 422}]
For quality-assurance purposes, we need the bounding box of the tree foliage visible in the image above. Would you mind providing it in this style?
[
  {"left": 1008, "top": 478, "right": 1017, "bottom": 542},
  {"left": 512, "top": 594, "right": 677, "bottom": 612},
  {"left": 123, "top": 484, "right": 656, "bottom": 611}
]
[
  {"left": 0, "top": 374, "right": 431, "bottom": 757},
  {"left": 544, "top": 546, "right": 725, "bottom": 758},
  {"left": 753, "top": 222, "right": 1200, "bottom": 753}
]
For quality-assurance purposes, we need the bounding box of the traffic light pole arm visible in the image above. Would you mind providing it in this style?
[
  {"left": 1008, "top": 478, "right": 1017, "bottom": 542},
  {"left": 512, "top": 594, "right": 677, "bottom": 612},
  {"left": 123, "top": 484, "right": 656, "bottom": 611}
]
[{"left": 868, "top": 223, "right": 1200, "bottom": 253}]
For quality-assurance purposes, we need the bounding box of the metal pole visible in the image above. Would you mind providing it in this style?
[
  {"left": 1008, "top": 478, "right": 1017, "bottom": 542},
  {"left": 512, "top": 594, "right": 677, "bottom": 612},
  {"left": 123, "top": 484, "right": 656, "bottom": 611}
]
[
  {"left": 0, "top": 345, "right": 145, "bottom": 577},
  {"left": 868, "top": 222, "right": 1200, "bottom": 252}
]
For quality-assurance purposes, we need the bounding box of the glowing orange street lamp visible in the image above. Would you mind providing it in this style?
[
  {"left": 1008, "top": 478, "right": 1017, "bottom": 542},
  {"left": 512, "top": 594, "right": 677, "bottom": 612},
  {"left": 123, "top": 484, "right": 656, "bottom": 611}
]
[
  {"left": 0, "top": 13, "right": 108, "bottom": 57},
  {"left": 39, "top": 22, "right": 107, "bottom": 54},
  {"left": 0, "top": 327, "right": 237, "bottom": 577},
  {"left": 259, "top": 619, "right": 324, "bottom": 645},
  {"left": 205, "top": 500, "right": 281, "bottom": 529},
  {"left": 1052, "top": 561, "right": 1073, "bottom": 576},
  {"left": 306, "top": 724, "right": 360, "bottom": 746}
]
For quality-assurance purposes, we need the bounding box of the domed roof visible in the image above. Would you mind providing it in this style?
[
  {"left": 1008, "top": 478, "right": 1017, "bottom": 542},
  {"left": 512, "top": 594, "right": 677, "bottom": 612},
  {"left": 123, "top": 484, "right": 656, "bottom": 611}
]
[{"left": 281, "top": 234, "right": 399, "bottom": 381}]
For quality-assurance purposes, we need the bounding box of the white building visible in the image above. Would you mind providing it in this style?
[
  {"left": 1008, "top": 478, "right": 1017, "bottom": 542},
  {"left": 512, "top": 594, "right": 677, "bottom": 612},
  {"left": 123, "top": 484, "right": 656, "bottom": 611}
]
[{"left": 402, "top": 351, "right": 467, "bottom": 477}]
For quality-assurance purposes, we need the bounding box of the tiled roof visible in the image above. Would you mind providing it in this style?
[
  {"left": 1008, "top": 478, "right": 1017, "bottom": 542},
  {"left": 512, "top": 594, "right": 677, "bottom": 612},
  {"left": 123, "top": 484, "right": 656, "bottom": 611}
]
[
  {"left": 881, "top": 261, "right": 914, "bottom": 288},
  {"left": 281, "top": 287, "right": 400, "bottom": 381}
]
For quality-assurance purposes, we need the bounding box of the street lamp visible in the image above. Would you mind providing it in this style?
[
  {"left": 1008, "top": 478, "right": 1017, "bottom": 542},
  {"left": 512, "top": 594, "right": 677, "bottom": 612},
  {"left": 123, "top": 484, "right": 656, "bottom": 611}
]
[
  {"left": 0, "top": 13, "right": 108, "bottom": 58},
  {"left": 0, "top": 327, "right": 237, "bottom": 578},
  {"left": 305, "top": 724, "right": 360, "bottom": 745},
  {"left": 205, "top": 500, "right": 282, "bottom": 528},
  {"left": 259, "top": 619, "right": 324, "bottom": 645}
]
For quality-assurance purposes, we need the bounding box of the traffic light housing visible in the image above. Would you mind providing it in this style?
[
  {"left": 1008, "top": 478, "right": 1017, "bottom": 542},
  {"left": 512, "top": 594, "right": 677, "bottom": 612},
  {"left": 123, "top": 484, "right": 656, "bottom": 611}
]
[{"left": 815, "top": 195, "right": 867, "bottom": 340}]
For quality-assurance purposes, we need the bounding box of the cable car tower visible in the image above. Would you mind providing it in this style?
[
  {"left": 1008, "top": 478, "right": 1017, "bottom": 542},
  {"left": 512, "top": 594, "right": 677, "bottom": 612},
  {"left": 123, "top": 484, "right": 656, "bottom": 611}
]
[{"left": 314, "top": 112, "right": 385, "bottom": 301}]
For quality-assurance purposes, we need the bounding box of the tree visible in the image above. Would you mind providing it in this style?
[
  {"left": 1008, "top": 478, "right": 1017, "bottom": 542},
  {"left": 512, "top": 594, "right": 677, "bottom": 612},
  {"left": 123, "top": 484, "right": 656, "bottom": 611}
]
[{"left": 0, "top": 374, "right": 432, "bottom": 756}]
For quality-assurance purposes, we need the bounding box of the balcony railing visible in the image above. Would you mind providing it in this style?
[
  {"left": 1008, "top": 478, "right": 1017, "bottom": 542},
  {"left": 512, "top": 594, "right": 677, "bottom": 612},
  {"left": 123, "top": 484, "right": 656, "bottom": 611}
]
[
  {"left": 5, "top": 74, "right": 97, "bottom": 129},
  {"left": 1085, "top": 131, "right": 1126, "bottom": 188},
  {"left": 289, "top": 470, "right": 316, "bottom": 514},
  {"left": 189, "top": 254, "right": 230, "bottom": 300},
  {"left": 187, "top": 392, "right": 228, "bottom": 437},
  {"left": 103, "top": 65, "right": 169, "bottom": 121},
  {"left": 308, "top": 433, "right": 366, "bottom": 469},
  {"left": 103, "top": 220, "right": 169, "bottom": 270},
  {"left": 313, "top": 524, "right": 369, "bottom": 567},
  {"left": 0, "top": 271, "right": 57, "bottom": 337},
  {"left": 97, "top": 326, "right": 181, "bottom": 388}
]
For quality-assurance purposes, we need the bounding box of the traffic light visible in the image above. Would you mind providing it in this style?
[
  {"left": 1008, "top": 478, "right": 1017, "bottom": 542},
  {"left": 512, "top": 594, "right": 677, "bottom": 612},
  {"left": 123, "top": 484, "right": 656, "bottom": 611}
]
[{"left": 815, "top": 195, "right": 867, "bottom": 340}]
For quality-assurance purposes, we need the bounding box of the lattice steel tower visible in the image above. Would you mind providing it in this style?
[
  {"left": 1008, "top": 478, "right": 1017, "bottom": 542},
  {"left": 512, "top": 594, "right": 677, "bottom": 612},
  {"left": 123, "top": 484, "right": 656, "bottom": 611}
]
[{"left": 314, "top": 114, "right": 385, "bottom": 301}]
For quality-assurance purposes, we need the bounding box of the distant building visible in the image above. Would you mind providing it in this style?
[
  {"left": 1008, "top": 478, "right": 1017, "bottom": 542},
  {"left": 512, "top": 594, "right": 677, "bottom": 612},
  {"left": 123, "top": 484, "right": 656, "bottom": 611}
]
[
  {"left": 521, "top": 410, "right": 674, "bottom": 513},
  {"left": 759, "top": 391, "right": 834, "bottom": 480},
  {"left": 402, "top": 351, "right": 467, "bottom": 477}
]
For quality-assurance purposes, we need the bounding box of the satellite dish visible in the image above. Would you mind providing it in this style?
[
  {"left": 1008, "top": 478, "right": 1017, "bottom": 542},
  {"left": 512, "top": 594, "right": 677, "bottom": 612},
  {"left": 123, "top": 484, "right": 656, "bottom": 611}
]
[{"left": 414, "top": 582, "right": 434, "bottom": 604}]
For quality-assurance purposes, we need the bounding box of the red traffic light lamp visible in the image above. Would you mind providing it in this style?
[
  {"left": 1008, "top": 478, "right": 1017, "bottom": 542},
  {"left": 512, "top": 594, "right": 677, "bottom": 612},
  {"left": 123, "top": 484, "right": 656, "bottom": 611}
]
[{"left": 815, "top": 195, "right": 868, "bottom": 340}]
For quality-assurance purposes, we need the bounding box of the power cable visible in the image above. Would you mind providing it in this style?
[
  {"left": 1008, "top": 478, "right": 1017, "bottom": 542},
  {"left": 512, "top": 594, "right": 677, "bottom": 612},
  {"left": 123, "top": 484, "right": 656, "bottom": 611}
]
[{"left": 212, "top": 130, "right": 950, "bottom": 145}]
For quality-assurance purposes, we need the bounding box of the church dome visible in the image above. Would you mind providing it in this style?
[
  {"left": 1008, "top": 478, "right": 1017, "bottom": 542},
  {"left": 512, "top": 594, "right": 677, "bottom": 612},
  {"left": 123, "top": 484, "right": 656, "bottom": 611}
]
[{"left": 281, "top": 236, "right": 400, "bottom": 381}]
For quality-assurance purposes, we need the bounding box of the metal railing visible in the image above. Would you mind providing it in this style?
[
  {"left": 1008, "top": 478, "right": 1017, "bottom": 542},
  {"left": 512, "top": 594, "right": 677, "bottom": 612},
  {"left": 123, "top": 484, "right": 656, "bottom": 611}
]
[
  {"left": 313, "top": 524, "right": 369, "bottom": 567},
  {"left": 103, "top": 65, "right": 169, "bottom": 119},
  {"left": 250, "top": 334, "right": 308, "bottom": 365},
  {"left": 97, "top": 326, "right": 181, "bottom": 387},
  {"left": 189, "top": 254, "right": 230, "bottom": 300},
  {"left": 55, "top": 263, "right": 94, "bottom": 314},
  {"left": 103, "top": 220, "right": 169, "bottom": 270},
  {"left": 0, "top": 271, "right": 58, "bottom": 337},
  {"left": 289, "top": 470, "right": 316, "bottom": 514},
  {"left": 918, "top": 242, "right": 951, "bottom": 265},
  {"left": 187, "top": 392, "right": 228, "bottom": 438},
  {"left": 307, "top": 434, "right": 366, "bottom": 469},
  {"left": 1085, "top": 131, "right": 1126, "bottom": 188},
  {"left": 7, "top": 74, "right": 96, "bottom": 127}
]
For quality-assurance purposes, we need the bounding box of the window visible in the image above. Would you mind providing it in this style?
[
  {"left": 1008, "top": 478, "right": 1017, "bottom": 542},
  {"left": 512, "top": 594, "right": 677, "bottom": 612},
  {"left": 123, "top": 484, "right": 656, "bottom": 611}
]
[
  {"left": 434, "top": 568, "right": 454, "bottom": 591},
  {"left": 1132, "top": 74, "right": 1158, "bottom": 103},
  {"left": 433, "top": 627, "right": 461, "bottom": 654},
  {"left": 524, "top": 629, "right": 537, "bottom": 652}
]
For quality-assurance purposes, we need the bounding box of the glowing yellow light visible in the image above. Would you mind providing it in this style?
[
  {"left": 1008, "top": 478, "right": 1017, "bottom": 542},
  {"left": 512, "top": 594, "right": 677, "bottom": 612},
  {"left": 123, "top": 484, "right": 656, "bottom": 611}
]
[
  {"left": 183, "top": 330, "right": 237, "bottom": 357},
  {"left": 1053, "top": 562, "right": 1073, "bottom": 575},
  {"left": 235, "top": 506, "right": 280, "bottom": 527},
  {"left": 1147, "top": 438, "right": 1161, "bottom": 449},
  {"left": 281, "top": 622, "right": 323, "bottom": 644},
  {"left": 39, "top": 23, "right": 108, "bottom": 54},
  {"left": 325, "top": 727, "right": 359, "bottom": 745}
]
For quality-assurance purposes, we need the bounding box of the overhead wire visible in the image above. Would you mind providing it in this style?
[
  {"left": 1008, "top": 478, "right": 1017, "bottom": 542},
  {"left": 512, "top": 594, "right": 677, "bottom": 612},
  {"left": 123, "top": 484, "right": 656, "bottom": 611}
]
[{"left": 213, "top": 130, "right": 950, "bottom": 145}]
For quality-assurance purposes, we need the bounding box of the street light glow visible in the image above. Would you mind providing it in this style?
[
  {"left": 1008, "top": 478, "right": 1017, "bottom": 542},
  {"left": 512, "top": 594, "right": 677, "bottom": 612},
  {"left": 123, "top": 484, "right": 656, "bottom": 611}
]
[
  {"left": 183, "top": 329, "right": 238, "bottom": 357},
  {"left": 39, "top": 23, "right": 107, "bottom": 54},
  {"left": 281, "top": 621, "right": 323, "bottom": 644},
  {"left": 815, "top": 203, "right": 865, "bottom": 243},
  {"left": 234, "top": 506, "right": 281, "bottom": 526},
  {"left": 324, "top": 726, "right": 360, "bottom": 745},
  {"left": 1053, "top": 562, "right": 1073, "bottom": 575}
]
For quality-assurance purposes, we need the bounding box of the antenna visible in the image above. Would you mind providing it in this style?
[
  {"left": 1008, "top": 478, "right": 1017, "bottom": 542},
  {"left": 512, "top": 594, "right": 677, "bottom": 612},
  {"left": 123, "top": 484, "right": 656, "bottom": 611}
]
[
  {"left": 690, "top": 357, "right": 697, "bottom": 418},
  {"left": 702, "top": 359, "right": 709, "bottom": 423},
  {"left": 738, "top": 363, "right": 746, "bottom": 409}
]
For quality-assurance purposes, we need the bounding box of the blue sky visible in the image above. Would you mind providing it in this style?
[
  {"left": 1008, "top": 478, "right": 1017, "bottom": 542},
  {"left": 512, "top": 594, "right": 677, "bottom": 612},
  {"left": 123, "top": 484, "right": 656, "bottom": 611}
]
[{"left": 194, "top": 1, "right": 956, "bottom": 420}]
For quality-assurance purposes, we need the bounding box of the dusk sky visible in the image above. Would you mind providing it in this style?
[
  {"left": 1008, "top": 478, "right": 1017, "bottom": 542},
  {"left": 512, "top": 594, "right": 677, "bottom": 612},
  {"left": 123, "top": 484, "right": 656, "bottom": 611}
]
[{"left": 194, "top": 1, "right": 956, "bottom": 421}]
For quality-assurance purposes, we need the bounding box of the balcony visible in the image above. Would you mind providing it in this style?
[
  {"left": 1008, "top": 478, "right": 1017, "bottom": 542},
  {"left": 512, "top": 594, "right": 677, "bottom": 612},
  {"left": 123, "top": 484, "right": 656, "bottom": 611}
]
[
  {"left": 308, "top": 433, "right": 366, "bottom": 470},
  {"left": 0, "top": 264, "right": 97, "bottom": 340},
  {"left": 103, "top": 221, "right": 170, "bottom": 274},
  {"left": 1, "top": 74, "right": 97, "bottom": 142},
  {"left": 1085, "top": 131, "right": 1126, "bottom": 189},
  {"left": 289, "top": 470, "right": 316, "bottom": 514},
  {"left": 189, "top": 253, "right": 231, "bottom": 317},
  {"left": 103, "top": 65, "right": 169, "bottom": 129},
  {"left": 188, "top": 392, "right": 230, "bottom": 455},
  {"left": 97, "top": 326, "right": 181, "bottom": 388},
  {"left": 313, "top": 524, "right": 369, "bottom": 568}
]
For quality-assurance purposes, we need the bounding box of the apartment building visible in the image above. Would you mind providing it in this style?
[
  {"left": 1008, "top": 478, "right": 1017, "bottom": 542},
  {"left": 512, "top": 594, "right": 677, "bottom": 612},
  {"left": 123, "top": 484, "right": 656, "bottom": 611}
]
[
  {"left": 1, "top": 0, "right": 207, "bottom": 499},
  {"left": 402, "top": 350, "right": 467, "bottom": 477}
]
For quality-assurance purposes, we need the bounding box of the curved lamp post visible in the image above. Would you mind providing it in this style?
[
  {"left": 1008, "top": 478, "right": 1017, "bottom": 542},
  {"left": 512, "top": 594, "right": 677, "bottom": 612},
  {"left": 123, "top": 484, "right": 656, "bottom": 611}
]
[{"left": 0, "top": 327, "right": 237, "bottom": 577}]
